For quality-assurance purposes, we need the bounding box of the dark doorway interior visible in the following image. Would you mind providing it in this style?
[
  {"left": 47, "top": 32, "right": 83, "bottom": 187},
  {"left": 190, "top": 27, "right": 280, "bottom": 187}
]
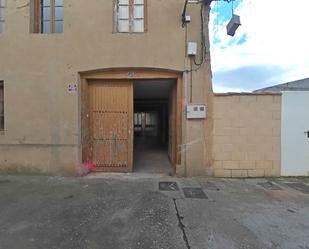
[{"left": 133, "top": 80, "right": 175, "bottom": 175}]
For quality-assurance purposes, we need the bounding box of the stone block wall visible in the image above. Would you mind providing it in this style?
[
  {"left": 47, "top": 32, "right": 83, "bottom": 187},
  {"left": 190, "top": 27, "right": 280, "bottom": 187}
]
[{"left": 212, "top": 93, "right": 281, "bottom": 177}]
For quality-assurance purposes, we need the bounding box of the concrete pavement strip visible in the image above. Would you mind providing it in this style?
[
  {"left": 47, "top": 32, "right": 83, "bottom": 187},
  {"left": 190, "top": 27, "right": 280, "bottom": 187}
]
[{"left": 0, "top": 175, "right": 308, "bottom": 249}]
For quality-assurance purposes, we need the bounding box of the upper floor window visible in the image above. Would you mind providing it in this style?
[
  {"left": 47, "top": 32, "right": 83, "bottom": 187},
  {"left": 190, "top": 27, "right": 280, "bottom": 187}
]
[
  {"left": 115, "top": 0, "right": 146, "bottom": 33},
  {"left": 0, "top": 0, "right": 5, "bottom": 33},
  {"left": 32, "top": 0, "right": 63, "bottom": 33},
  {"left": 0, "top": 81, "right": 4, "bottom": 131}
]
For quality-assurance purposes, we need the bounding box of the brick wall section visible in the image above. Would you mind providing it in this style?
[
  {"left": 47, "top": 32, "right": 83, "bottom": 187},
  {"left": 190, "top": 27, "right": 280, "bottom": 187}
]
[{"left": 212, "top": 93, "right": 281, "bottom": 177}]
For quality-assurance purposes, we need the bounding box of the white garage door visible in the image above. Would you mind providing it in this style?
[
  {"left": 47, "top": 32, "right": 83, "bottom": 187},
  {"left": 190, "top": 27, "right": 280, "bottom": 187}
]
[{"left": 282, "top": 91, "right": 309, "bottom": 176}]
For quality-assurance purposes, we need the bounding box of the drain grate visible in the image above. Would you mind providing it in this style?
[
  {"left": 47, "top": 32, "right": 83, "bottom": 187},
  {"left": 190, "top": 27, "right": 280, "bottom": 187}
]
[
  {"left": 159, "top": 182, "right": 179, "bottom": 191},
  {"left": 258, "top": 182, "right": 282, "bottom": 190},
  {"left": 182, "top": 188, "right": 208, "bottom": 199},
  {"left": 285, "top": 182, "right": 309, "bottom": 194}
]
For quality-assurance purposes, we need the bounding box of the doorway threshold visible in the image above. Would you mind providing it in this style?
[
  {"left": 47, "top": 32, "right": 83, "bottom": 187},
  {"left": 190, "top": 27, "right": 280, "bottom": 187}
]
[{"left": 85, "top": 172, "right": 175, "bottom": 180}]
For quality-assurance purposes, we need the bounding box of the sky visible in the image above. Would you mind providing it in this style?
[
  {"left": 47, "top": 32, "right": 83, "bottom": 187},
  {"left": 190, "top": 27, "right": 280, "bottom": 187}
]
[{"left": 209, "top": 0, "right": 309, "bottom": 92}]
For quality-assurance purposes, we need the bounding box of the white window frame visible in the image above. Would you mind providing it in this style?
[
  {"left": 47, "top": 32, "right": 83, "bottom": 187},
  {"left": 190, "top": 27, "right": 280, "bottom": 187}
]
[
  {"left": 115, "top": 0, "right": 147, "bottom": 33},
  {"left": 32, "top": 0, "right": 64, "bottom": 34}
]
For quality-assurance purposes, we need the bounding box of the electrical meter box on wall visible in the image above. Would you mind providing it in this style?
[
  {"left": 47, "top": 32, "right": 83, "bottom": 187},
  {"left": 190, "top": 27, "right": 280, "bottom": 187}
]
[
  {"left": 187, "top": 42, "right": 197, "bottom": 56},
  {"left": 186, "top": 105, "right": 207, "bottom": 119}
]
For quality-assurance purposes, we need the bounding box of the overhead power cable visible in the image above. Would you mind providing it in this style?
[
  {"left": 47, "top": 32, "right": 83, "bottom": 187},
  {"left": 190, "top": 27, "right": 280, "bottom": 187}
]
[{"left": 182, "top": 0, "right": 189, "bottom": 27}]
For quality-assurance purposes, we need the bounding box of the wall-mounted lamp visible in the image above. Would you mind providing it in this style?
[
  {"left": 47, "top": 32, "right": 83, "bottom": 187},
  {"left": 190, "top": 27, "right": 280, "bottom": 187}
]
[{"left": 226, "top": 14, "right": 241, "bottom": 36}]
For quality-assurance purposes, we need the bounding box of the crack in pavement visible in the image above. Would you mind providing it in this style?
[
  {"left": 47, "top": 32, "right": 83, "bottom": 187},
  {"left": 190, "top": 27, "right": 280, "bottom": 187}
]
[{"left": 173, "top": 198, "right": 191, "bottom": 249}]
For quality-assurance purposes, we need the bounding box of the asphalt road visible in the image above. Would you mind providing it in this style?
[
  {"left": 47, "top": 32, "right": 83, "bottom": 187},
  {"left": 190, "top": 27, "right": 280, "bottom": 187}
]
[{"left": 0, "top": 175, "right": 308, "bottom": 249}]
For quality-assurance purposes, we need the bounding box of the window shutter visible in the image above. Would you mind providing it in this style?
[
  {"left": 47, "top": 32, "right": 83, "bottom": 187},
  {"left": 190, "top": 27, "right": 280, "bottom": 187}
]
[
  {"left": 133, "top": 0, "right": 144, "bottom": 32},
  {"left": 32, "top": 0, "right": 40, "bottom": 33},
  {"left": 117, "top": 0, "right": 130, "bottom": 32}
]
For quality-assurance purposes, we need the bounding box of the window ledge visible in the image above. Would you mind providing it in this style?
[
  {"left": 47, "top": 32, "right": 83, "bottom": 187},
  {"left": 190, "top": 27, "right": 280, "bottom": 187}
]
[
  {"left": 30, "top": 33, "right": 64, "bottom": 35},
  {"left": 112, "top": 32, "right": 147, "bottom": 35}
]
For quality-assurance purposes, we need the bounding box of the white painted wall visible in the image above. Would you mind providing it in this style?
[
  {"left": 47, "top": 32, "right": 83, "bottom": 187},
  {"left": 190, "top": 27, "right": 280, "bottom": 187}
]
[{"left": 281, "top": 91, "right": 309, "bottom": 176}]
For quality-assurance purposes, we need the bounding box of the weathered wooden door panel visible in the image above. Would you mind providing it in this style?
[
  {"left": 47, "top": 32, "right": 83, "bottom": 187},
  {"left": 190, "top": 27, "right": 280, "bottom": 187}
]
[
  {"left": 92, "top": 113, "right": 128, "bottom": 140},
  {"left": 92, "top": 140, "right": 128, "bottom": 167},
  {"left": 88, "top": 80, "right": 133, "bottom": 172}
]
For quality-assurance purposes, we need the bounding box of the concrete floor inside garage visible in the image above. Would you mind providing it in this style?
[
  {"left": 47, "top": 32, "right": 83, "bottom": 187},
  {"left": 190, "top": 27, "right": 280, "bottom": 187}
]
[{"left": 132, "top": 79, "right": 176, "bottom": 175}]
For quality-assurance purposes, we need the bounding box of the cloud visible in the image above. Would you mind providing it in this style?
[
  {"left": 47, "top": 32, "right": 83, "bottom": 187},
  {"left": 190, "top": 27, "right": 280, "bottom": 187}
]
[
  {"left": 213, "top": 65, "right": 286, "bottom": 91},
  {"left": 209, "top": 0, "right": 309, "bottom": 92}
]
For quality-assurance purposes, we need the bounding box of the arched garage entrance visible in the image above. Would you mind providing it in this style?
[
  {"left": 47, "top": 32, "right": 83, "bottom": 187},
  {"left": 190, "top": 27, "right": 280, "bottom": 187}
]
[{"left": 80, "top": 68, "right": 182, "bottom": 174}]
